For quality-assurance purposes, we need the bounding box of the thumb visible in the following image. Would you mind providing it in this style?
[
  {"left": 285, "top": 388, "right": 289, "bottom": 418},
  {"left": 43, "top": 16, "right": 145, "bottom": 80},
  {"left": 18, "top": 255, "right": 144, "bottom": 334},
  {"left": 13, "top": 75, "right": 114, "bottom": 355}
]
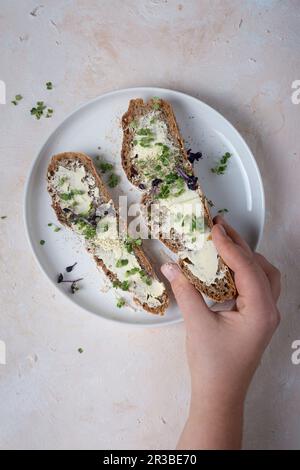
[{"left": 161, "top": 263, "right": 211, "bottom": 324}]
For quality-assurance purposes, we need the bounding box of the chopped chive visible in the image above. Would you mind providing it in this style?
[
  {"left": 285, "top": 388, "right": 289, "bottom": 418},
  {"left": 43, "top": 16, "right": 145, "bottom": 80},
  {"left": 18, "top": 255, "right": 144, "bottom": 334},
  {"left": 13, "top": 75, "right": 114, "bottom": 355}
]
[
  {"left": 99, "top": 223, "right": 109, "bottom": 233},
  {"left": 40, "top": 239, "right": 45, "bottom": 245},
  {"left": 31, "top": 101, "right": 47, "bottom": 119},
  {"left": 108, "top": 173, "right": 119, "bottom": 188},
  {"left": 58, "top": 177, "right": 67, "bottom": 186},
  {"left": 98, "top": 161, "right": 114, "bottom": 173},
  {"left": 48, "top": 222, "right": 61, "bottom": 232},
  {"left": 120, "top": 280, "right": 130, "bottom": 291},
  {"left": 140, "top": 271, "right": 152, "bottom": 285},
  {"left": 60, "top": 189, "right": 85, "bottom": 201},
  {"left": 116, "top": 259, "right": 129, "bottom": 268},
  {"left": 125, "top": 267, "right": 140, "bottom": 277},
  {"left": 113, "top": 280, "right": 130, "bottom": 291},
  {"left": 116, "top": 298, "right": 126, "bottom": 308},
  {"left": 11, "top": 94, "right": 23, "bottom": 105},
  {"left": 46, "top": 108, "right": 54, "bottom": 118},
  {"left": 136, "top": 128, "right": 153, "bottom": 136},
  {"left": 74, "top": 219, "right": 96, "bottom": 240}
]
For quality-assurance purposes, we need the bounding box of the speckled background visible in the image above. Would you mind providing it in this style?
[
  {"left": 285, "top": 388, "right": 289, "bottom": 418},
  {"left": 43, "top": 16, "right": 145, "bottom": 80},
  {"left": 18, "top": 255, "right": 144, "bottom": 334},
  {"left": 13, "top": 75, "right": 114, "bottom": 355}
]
[{"left": 0, "top": 0, "right": 300, "bottom": 450}]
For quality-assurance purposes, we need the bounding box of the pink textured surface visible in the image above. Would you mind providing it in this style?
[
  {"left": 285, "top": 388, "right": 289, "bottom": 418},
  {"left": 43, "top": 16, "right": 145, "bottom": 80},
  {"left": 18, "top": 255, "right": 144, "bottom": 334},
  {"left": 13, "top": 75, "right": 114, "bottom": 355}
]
[{"left": 0, "top": 0, "right": 299, "bottom": 449}]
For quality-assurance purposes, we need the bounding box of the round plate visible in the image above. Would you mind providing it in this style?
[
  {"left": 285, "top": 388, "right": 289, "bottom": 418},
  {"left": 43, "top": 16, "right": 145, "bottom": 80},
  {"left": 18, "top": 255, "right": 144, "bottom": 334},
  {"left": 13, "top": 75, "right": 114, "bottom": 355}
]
[{"left": 24, "top": 87, "right": 265, "bottom": 327}]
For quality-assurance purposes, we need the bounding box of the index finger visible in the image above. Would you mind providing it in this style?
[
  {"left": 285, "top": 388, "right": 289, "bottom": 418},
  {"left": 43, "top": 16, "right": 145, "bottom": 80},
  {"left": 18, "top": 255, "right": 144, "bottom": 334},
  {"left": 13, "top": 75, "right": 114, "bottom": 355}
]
[
  {"left": 213, "top": 215, "right": 252, "bottom": 255},
  {"left": 254, "top": 253, "right": 281, "bottom": 301}
]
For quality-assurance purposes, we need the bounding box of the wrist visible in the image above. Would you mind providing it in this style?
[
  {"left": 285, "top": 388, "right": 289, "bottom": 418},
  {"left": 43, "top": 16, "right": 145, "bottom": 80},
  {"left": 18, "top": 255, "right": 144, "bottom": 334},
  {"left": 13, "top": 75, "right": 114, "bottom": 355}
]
[
  {"left": 183, "top": 394, "right": 245, "bottom": 450},
  {"left": 189, "top": 385, "right": 245, "bottom": 423},
  {"left": 190, "top": 375, "right": 248, "bottom": 412},
  {"left": 189, "top": 393, "right": 244, "bottom": 421}
]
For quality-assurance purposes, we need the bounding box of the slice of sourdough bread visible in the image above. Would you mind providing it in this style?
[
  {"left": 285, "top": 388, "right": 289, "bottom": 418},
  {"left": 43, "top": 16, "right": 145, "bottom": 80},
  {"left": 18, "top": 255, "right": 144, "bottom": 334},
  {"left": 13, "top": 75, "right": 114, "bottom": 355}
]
[
  {"left": 47, "top": 152, "right": 169, "bottom": 315},
  {"left": 121, "top": 98, "right": 236, "bottom": 302}
]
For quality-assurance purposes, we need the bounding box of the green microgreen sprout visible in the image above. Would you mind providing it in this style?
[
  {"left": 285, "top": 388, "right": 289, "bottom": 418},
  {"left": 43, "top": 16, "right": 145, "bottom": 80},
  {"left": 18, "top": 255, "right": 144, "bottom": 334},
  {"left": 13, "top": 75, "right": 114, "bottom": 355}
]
[{"left": 211, "top": 152, "right": 232, "bottom": 175}]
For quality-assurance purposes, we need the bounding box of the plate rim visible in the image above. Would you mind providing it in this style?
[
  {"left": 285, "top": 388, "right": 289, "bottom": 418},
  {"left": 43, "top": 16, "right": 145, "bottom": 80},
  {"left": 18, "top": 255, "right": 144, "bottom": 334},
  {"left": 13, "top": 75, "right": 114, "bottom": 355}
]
[{"left": 23, "top": 86, "right": 265, "bottom": 328}]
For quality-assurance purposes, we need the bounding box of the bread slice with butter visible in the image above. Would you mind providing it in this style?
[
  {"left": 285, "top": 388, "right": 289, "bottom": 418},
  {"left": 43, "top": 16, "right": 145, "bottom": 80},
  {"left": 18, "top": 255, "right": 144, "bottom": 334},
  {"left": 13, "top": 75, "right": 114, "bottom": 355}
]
[
  {"left": 47, "top": 152, "right": 169, "bottom": 315},
  {"left": 121, "top": 98, "right": 236, "bottom": 302}
]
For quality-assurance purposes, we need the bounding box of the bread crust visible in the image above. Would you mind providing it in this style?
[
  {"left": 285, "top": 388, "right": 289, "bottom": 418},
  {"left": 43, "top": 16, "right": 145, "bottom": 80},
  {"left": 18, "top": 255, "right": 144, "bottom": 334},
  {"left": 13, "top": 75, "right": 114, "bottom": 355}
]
[
  {"left": 47, "top": 152, "right": 169, "bottom": 315},
  {"left": 121, "top": 99, "right": 237, "bottom": 302}
]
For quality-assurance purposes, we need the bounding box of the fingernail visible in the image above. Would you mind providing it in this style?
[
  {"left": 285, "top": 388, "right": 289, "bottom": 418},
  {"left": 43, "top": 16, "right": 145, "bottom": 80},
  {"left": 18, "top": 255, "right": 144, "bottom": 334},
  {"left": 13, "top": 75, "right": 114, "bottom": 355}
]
[{"left": 161, "top": 263, "right": 181, "bottom": 282}]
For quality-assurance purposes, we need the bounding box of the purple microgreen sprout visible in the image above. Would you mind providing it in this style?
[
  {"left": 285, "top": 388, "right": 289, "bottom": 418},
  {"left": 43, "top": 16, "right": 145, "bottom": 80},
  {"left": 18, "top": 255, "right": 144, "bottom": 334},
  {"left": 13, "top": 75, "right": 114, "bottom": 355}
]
[
  {"left": 187, "top": 149, "right": 202, "bottom": 164},
  {"left": 71, "top": 281, "right": 80, "bottom": 294},
  {"left": 152, "top": 178, "right": 163, "bottom": 187},
  {"left": 66, "top": 262, "right": 77, "bottom": 273},
  {"left": 175, "top": 166, "right": 198, "bottom": 190},
  {"left": 57, "top": 273, "right": 83, "bottom": 293}
]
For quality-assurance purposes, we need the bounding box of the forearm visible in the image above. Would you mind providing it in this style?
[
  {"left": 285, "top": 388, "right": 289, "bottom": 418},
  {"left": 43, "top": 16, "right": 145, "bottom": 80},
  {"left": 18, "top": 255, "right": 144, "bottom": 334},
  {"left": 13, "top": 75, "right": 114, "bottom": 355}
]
[
  {"left": 161, "top": 222, "right": 281, "bottom": 451},
  {"left": 177, "top": 398, "right": 244, "bottom": 450}
]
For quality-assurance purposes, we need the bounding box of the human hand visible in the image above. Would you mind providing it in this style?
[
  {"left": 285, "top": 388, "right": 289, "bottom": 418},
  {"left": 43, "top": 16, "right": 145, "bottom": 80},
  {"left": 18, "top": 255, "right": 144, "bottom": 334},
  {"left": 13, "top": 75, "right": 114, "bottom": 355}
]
[{"left": 161, "top": 216, "right": 281, "bottom": 449}]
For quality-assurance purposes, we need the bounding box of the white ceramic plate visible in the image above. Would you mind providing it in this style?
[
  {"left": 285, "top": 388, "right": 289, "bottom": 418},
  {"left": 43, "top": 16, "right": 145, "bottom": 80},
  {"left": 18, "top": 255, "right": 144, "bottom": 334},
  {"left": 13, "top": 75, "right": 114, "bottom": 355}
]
[{"left": 24, "top": 87, "right": 265, "bottom": 327}]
